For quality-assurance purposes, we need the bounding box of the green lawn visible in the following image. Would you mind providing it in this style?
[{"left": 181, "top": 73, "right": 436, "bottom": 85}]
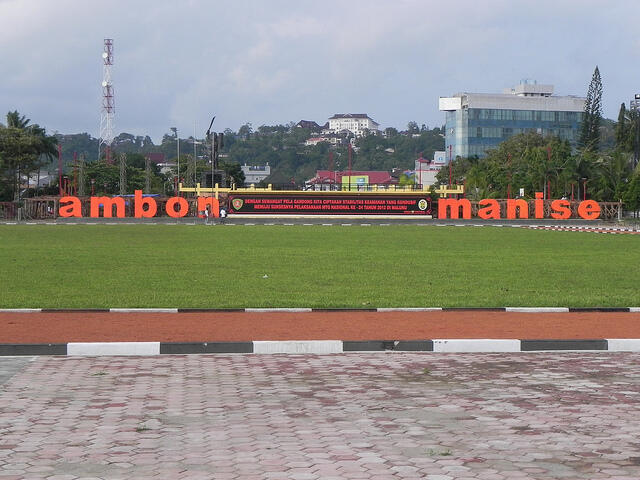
[{"left": 0, "top": 224, "right": 638, "bottom": 308}]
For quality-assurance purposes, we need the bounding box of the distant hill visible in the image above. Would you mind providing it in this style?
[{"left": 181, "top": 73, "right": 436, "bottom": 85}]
[{"left": 50, "top": 125, "right": 446, "bottom": 185}]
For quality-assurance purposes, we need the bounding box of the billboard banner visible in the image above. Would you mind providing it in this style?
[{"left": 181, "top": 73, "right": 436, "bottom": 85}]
[
  {"left": 228, "top": 194, "right": 432, "bottom": 215},
  {"left": 341, "top": 175, "right": 369, "bottom": 191}
]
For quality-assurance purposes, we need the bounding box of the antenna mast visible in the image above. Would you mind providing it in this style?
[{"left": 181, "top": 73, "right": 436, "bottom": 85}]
[{"left": 99, "top": 38, "right": 115, "bottom": 163}]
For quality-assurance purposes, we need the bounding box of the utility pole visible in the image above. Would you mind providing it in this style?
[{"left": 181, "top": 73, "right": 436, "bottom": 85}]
[
  {"left": 192, "top": 121, "right": 199, "bottom": 187},
  {"left": 633, "top": 94, "right": 640, "bottom": 168},
  {"left": 73, "top": 152, "right": 78, "bottom": 195},
  {"left": 145, "top": 154, "right": 151, "bottom": 192},
  {"left": 348, "top": 143, "right": 352, "bottom": 191},
  {"left": 170, "top": 127, "right": 179, "bottom": 194},
  {"left": 78, "top": 154, "right": 86, "bottom": 196},
  {"left": 206, "top": 116, "right": 216, "bottom": 189},
  {"left": 119, "top": 152, "right": 127, "bottom": 195},
  {"left": 58, "top": 144, "right": 63, "bottom": 196}
]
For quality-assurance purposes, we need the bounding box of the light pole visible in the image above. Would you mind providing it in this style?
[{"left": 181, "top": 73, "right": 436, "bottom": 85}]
[
  {"left": 205, "top": 116, "right": 216, "bottom": 191},
  {"left": 171, "top": 127, "right": 179, "bottom": 194},
  {"left": 632, "top": 94, "right": 640, "bottom": 169},
  {"left": 192, "top": 122, "right": 200, "bottom": 187}
]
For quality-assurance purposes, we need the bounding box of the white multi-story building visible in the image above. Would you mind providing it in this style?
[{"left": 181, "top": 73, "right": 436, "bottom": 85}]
[
  {"left": 415, "top": 151, "right": 447, "bottom": 187},
  {"left": 327, "top": 114, "right": 379, "bottom": 137},
  {"left": 241, "top": 164, "right": 271, "bottom": 185}
]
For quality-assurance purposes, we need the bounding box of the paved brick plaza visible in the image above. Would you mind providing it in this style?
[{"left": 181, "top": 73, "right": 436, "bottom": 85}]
[{"left": 1, "top": 353, "right": 640, "bottom": 479}]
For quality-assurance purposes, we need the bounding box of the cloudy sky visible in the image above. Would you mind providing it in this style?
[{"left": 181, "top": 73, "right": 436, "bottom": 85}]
[{"left": 1, "top": 0, "right": 639, "bottom": 143}]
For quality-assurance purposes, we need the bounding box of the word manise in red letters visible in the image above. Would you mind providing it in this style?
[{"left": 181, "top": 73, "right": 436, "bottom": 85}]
[{"left": 438, "top": 193, "right": 600, "bottom": 220}]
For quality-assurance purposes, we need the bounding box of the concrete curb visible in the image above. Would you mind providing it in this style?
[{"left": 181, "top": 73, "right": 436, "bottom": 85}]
[
  {"left": 527, "top": 225, "right": 640, "bottom": 234},
  {"left": 1, "top": 307, "right": 639, "bottom": 313},
  {"left": 2, "top": 339, "right": 640, "bottom": 356}
]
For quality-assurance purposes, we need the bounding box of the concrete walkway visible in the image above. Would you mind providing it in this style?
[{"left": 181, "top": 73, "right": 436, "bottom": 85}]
[{"left": 1, "top": 353, "right": 640, "bottom": 479}]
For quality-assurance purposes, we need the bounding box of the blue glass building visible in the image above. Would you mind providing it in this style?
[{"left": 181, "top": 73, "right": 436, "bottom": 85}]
[{"left": 439, "top": 82, "right": 585, "bottom": 159}]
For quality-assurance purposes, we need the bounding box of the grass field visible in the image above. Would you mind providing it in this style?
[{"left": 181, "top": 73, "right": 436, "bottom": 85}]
[{"left": 0, "top": 224, "right": 638, "bottom": 308}]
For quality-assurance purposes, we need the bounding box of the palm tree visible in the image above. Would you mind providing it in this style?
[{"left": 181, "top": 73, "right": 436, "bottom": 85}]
[
  {"left": 6, "top": 111, "right": 57, "bottom": 156},
  {"left": 594, "top": 151, "right": 633, "bottom": 201},
  {"left": 6, "top": 111, "right": 31, "bottom": 129},
  {"left": 568, "top": 151, "right": 597, "bottom": 201},
  {"left": 0, "top": 111, "right": 57, "bottom": 200}
]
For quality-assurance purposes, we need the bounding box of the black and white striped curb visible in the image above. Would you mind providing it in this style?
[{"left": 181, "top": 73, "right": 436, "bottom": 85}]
[
  {"left": 1, "top": 307, "right": 639, "bottom": 313},
  {"left": 1, "top": 339, "right": 640, "bottom": 356},
  {"left": 526, "top": 225, "right": 640, "bottom": 234}
]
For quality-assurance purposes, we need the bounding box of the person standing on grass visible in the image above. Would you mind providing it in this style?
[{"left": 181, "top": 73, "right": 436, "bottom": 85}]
[
  {"left": 204, "top": 205, "right": 210, "bottom": 225},
  {"left": 219, "top": 206, "right": 227, "bottom": 224}
]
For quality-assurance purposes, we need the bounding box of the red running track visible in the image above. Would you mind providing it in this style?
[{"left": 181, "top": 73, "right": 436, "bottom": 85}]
[{"left": 1, "top": 311, "right": 640, "bottom": 343}]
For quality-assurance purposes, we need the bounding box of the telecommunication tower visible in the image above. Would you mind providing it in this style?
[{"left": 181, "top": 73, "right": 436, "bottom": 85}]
[{"left": 99, "top": 38, "right": 115, "bottom": 163}]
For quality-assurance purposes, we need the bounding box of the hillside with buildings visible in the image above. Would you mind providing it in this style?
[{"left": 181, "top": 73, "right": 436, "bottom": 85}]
[{"left": 41, "top": 114, "right": 445, "bottom": 192}]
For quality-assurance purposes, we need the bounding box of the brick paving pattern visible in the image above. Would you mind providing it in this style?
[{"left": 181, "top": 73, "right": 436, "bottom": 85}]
[
  {"left": 1, "top": 353, "right": 640, "bottom": 479},
  {"left": 0, "top": 358, "right": 32, "bottom": 388}
]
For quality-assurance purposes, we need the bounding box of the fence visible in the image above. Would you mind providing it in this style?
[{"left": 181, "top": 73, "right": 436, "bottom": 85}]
[
  {"left": 0, "top": 196, "right": 626, "bottom": 222},
  {"left": 0, "top": 203, "right": 17, "bottom": 220}
]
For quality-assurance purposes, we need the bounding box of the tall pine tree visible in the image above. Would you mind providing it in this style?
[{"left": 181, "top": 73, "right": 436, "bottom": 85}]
[
  {"left": 578, "top": 66, "right": 603, "bottom": 151},
  {"left": 615, "top": 102, "right": 627, "bottom": 148}
]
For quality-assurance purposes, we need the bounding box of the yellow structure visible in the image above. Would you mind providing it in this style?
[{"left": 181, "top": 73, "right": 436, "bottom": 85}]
[
  {"left": 432, "top": 184, "right": 465, "bottom": 198},
  {"left": 178, "top": 183, "right": 450, "bottom": 198}
]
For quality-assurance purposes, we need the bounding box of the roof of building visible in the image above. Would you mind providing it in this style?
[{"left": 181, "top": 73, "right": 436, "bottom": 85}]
[
  {"left": 145, "top": 153, "right": 165, "bottom": 164},
  {"left": 328, "top": 114, "right": 378, "bottom": 125},
  {"left": 439, "top": 83, "right": 585, "bottom": 113},
  {"left": 296, "top": 120, "right": 322, "bottom": 129}
]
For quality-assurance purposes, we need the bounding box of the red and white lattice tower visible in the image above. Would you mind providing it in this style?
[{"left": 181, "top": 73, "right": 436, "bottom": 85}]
[{"left": 99, "top": 38, "right": 115, "bottom": 163}]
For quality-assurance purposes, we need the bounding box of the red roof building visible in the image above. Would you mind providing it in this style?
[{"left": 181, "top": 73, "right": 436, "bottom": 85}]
[
  {"left": 306, "top": 170, "right": 396, "bottom": 189},
  {"left": 145, "top": 153, "right": 166, "bottom": 164}
]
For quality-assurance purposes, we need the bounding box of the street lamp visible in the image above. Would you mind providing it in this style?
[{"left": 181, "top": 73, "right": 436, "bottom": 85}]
[
  {"left": 632, "top": 94, "right": 640, "bottom": 168},
  {"left": 170, "top": 127, "right": 179, "bottom": 194},
  {"left": 191, "top": 136, "right": 201, "bottom": 187}
]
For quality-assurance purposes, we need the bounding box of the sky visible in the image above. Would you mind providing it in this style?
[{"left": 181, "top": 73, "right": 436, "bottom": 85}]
[{"left": 1, "top": 0, "right": 640, "bottom": 144}]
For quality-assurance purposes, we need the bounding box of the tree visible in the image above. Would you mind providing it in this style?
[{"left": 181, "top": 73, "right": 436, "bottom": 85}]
[
  {"left": 82, "top": 160, "right": 119, "bottom": 195},
  {"left": 6, "top": 111, "right": 31, "bottom": 129},
  {"left": 220, "top": 161, "right": 245, "bottom": 187},
  {"left": 593, "top": 151, "right": 632, "bottom": 201},
  {"left": 406, "top": 121, "right": 419, "bottom": 135},
  {"left": 82, "top": 159, "right": 148, "bottom": 195},
  {"left": 398, "top": 173, "right": 415, "bottom": 186},
  {"left": 578, "top": 66, "right": 603, "bottom": 151},
  {"left": 0, "top": 111, "right": 57, "bottom": 201},
  {"left": 615, "top": 103, "right": 629, "bottom": 149},
  {"left": 623, "top": 171, "right": 640, "bottom": 217},
  {"left": 238, "top": 123, "right": 253, "bottom": 139},
  {"left": 435, "top": 132, "right": 581, "bottom": 199}
]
